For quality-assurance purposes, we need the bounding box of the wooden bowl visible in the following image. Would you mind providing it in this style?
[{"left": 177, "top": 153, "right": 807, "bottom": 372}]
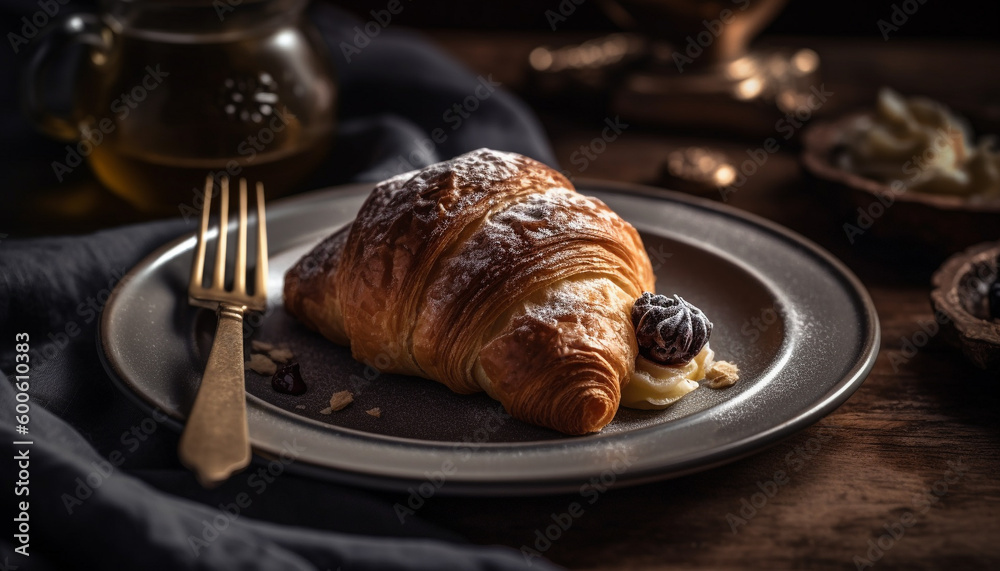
[
  {"left": 930, "top": 241, "right": 1000, "bottom": 374},
  {"left": 801, "top": 113, "right": 1000, "bottom": 260}
]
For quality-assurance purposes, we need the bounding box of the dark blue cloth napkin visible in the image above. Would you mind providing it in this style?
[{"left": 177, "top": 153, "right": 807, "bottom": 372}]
[{"left": 0, "top": 2, "right": 560, "bottom": 569}]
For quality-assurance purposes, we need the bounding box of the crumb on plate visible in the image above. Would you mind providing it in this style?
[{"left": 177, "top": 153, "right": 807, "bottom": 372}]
[
  {"left": 246, "top": 353, "right": 277, "bottom": 376},
  {"left": 366, "top": 407, "right": 381, "bottom": 418},
  {"left": 251, "top": 340, "right": 276, "bottom": 352},
  {"left": 268, "top": 348, "right": 295, "bottom": 363},
  {"left": 319, "top": 407, "right": 333, "bottom": 415},
  {"left": 705, "top": 361, "right": 739, "bottom": 389},
  {"left": 329, "top": 390, "right": 354, "bottom": 411}
]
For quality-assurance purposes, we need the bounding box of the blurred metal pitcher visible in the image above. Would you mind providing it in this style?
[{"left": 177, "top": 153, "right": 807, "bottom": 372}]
[{"left": 599, "top": 0, "right": 821, "bottom": 134}]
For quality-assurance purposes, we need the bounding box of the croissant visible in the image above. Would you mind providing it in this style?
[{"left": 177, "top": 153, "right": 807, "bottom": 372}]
[{"left": 284, "top": 148, "right": 655, "bottom": 434}]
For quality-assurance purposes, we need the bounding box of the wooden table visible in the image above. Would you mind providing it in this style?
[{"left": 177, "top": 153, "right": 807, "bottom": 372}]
[{"left": 412, "top": 33, "right": 1000, "bottom": 570}]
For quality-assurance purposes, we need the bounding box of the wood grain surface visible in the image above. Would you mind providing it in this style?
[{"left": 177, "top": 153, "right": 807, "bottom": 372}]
[{"left": 413, "top": 34, "right": 1000, "bottom": 570}]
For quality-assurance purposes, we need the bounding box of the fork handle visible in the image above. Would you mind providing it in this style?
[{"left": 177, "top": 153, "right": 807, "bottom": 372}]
[{"left": 179, "top": 303, "right": 251, "bottom": 487}]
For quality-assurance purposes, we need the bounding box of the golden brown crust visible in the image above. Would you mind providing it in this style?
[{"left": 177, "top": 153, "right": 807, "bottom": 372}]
[
  {"left": 283, "top": 224, "right": 351, "bottom": 344},
  {"left": 478, "top": 276, "right": 639, "bottom": 434},
  {"left": 283, "top": 148, "right": 655, "bottom": 434}
]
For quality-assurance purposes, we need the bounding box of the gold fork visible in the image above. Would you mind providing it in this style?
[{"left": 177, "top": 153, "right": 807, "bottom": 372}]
[{"left": 179, "top": 176, "right": 268, "bottom": 487}]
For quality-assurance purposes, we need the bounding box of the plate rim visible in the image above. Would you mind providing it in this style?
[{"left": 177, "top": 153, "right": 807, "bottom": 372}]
[{"left": 99, "top": 178, "right": 880, "bottom": 495}]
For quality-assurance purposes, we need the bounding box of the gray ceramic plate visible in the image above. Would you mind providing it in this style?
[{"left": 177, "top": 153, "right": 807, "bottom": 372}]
[{"left": 100, "top": 180, "right": 879, "bottom": 495}]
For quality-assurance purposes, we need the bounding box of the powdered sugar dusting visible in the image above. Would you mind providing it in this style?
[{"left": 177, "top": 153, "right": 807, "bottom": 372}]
[
  {"left": 335, "top": 149, "right": 578, "bottom": 369},
  {"left": 421, "top": 186, "right": 644, "bottom": 319},
  {"left": 412, "top": 181, "right": 652, "bottom": 385}
]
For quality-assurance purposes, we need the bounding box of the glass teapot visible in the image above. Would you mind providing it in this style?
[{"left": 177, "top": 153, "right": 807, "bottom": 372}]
[{"left": 24, "top": 0, "right": 337, "bottom": 214}]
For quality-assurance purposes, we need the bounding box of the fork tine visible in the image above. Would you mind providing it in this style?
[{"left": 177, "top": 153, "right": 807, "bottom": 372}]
[
  {"left": 191, "top": 175, "right": 213, "bottom": 292},
  {"left": 213, "top": 177, "right": 230, "bottom": 290},
  {"left": 255, "top": 181, "right": 268, "bottom": 299},
  {"left": 234, "top": 179, "right": 248, "bottom": 294}
]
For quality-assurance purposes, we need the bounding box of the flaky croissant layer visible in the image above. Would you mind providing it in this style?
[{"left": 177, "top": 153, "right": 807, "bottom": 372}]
[{"left": 284, "top": 148, "right": 655, "bottom": 434}]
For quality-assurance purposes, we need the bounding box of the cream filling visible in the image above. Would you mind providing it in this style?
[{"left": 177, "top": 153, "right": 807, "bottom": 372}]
[
  {"left": 839, "top": 88, "right": 1000, "bottom": 199},
  {"left": 621, "top": 344, "right": 714, "bottom": 410}
]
